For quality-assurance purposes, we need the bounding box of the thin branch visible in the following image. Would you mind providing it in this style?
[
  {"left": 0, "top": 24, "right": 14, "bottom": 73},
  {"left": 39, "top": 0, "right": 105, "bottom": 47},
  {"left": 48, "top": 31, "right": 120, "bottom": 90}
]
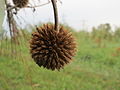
[
  {"left": 6, "top": 1, "right": 51, "bottom": 11},
  {"left": 27, "top": 1, "right": 51, "bottom": 8},
  {"left": 7, "top": 5, "right": 17, "bottom": 11},
  {"left": 51, "top": 0, "right": 59, "bottom": 31}
]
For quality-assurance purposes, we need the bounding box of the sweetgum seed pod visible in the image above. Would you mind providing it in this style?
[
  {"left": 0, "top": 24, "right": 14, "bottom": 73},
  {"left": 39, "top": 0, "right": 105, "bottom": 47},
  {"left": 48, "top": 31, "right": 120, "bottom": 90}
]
[
  {"left": 30, "top": 24, "right": 76, "bottom": 70},
  {"left": 13, "top": 0, "right": 29, "bottom": 8}
]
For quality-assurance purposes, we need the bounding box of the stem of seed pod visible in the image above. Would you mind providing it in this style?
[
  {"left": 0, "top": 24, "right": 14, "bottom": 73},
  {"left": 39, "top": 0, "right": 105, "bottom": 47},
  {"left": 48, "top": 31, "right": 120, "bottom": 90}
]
[{"left": 51, "top": 0, "right": 59, "bottom": 31}]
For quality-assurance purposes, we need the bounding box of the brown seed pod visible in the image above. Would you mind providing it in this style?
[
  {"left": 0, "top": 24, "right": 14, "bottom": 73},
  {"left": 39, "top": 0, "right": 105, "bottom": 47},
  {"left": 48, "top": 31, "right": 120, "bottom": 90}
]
[
  {"left": 30, "top": 24, "right": 76, "bottom": 70},
  {"left": 12, "top": 0, "right": 29, "bottom": 8}
]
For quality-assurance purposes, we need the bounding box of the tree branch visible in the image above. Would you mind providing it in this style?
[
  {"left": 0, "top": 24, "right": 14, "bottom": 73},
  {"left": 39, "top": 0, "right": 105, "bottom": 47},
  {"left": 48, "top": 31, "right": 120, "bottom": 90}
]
[
  {"left": 6, "top": 1, "right": 51, "bottom": 11},
  {"left": 51, "top": 0, "right": 59, "bottom": 31}
]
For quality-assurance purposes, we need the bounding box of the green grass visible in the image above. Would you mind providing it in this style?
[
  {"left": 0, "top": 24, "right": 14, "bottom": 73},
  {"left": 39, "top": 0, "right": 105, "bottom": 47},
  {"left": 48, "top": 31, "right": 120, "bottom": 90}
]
[{"left": 0, "top": 31, "right": 120, "bottom": 90}]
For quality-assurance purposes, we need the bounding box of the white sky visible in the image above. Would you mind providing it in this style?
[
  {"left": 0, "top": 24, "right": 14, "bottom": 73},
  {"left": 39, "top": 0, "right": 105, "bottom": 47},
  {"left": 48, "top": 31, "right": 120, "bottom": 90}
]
[
  {"left": 60, "top": 0, "right": 120, "bottom": 31},
  {"left": 3, "top": 0, "right": 120, "bottom": 31}
]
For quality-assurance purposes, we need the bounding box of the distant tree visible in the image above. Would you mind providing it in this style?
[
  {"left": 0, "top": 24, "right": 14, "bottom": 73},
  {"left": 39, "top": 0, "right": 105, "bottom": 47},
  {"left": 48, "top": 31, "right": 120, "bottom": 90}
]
[
  {"left": 92, "top": 23, "right": 112, "bottom": 39},
  {"left": 114, "top": 27, "right": 120, "bottom": 40}
]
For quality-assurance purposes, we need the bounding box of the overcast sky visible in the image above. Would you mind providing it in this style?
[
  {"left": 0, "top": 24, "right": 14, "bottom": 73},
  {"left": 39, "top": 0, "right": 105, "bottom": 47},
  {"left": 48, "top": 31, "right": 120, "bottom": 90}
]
[
  {"left": 3, "top": 0, "right": 120, "bottom": 31},
  {"left": 61, "top": 0, "right": 120, "bottom": 31},
  {"left": 64, "top": 0, "right": 120, "bottom": 31}
]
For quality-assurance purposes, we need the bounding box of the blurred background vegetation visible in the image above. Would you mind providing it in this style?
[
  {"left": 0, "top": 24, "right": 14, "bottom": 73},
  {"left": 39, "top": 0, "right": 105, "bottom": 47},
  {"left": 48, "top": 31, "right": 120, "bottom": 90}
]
[
  {"left": 0, "top": 0, "right": 120, "bottom": 90},
  {"left": 0, "top": 22, "right": 120, "bottom": 89},
  {"left": 0, "top": 0, "right": 4, "bottom": 30}
]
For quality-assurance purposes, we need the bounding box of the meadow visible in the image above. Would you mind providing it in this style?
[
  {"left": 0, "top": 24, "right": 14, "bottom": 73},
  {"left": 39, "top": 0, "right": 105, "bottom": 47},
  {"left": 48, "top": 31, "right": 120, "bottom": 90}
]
[{"left": 0, "top": 24, "right": 120, "bottom": 90}]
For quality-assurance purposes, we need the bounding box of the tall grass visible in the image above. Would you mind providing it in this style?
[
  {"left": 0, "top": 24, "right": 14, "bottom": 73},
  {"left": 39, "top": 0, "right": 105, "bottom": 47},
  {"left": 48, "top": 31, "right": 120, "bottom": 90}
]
[{"left": 0, "top": 24, "right": 120, "bottom": 90}]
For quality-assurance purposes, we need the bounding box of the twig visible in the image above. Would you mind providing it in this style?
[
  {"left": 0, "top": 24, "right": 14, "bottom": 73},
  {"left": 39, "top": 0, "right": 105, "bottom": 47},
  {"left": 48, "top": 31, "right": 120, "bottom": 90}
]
[
  {"left": 51, "top": 0, "right": 59, "bottom": 31},
  {"left": 6, "top": 1, "right": 51, "bottom": 11},
  {"left": 4, "top": 0, "right": 14, "bottom": 53},
  {"left": 27, "top": 1, "right": 51, "bottom": 8}
]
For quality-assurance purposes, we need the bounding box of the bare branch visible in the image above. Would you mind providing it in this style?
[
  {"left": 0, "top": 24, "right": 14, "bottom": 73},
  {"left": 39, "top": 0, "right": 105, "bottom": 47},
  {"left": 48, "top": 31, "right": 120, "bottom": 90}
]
[
  {"left": 27, "top": 1, "right": 51, "bottom": 8},
  {"left": 6, "top": 1, "right": 51, "bottom": 11},
  {"left": 51, "top": 0, "right": 59, "bottom": 31}
]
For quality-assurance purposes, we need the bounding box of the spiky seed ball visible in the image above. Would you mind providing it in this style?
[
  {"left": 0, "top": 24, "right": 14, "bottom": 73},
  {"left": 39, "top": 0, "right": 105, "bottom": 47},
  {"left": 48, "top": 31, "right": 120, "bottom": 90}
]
[
  {"left": 13, "top": 0, "right": 29, "bottom": 8},
  {"left": 30, "top": 24, "right": 76, "bottom": 70}
]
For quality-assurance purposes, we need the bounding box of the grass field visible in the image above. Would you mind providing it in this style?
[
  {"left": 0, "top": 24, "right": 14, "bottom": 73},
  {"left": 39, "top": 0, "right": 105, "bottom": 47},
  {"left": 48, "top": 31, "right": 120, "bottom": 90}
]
[
  {"left": 0, "top": 29, "right": 120, "bottom": 90},
  {"left": 0, "top": 0, "right": 120, "bottom": 89}
]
